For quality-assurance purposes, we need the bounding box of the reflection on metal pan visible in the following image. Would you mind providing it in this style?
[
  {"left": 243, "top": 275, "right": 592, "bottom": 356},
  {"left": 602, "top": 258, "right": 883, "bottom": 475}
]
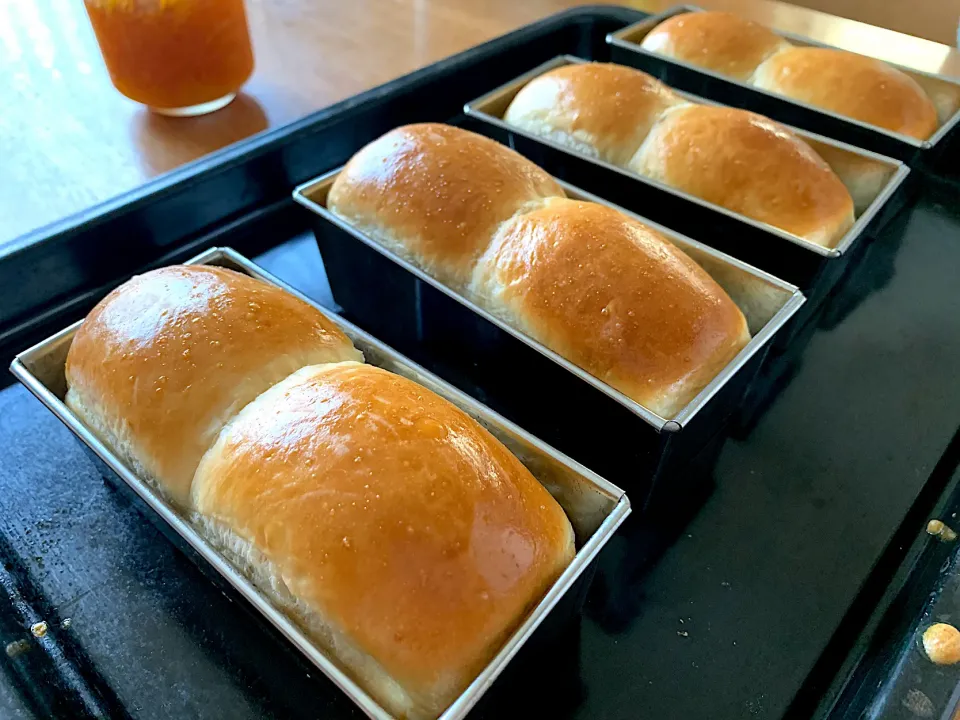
[{"left": 463, "top": 54, "right": 910, "bottom": 262}]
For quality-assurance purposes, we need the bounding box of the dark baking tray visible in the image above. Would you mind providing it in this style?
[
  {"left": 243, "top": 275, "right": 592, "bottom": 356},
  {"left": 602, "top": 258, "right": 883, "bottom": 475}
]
[
  {"left": 606, "top": 5, "right": 960, "bottom": 165},
  {"left": 0, "top": 6, "right": 959, "bottom": 720},
  {"left": 806, "top": 431, "right": 960, "bottom": 720}
]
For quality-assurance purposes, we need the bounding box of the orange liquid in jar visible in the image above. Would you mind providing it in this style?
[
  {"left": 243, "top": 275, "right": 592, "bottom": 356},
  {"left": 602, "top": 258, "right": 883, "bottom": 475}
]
[{"left": 84, "top": 0, "right": 254, "bottom": 112}]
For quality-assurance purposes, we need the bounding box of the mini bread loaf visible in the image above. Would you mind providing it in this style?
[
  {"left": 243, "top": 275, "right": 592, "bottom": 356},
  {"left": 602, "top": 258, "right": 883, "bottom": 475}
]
[
  {"left": 504, "top": 62, "right": 854, "bottom": 246},
  {"left": 64, "top": 265, "right": 362, "bottom": 507},
  {"left": 329, "top": 124, "right": 751, "bottom": 418},
  {"left": 192, "top": 361, "right": 575, "bottom": 719},
  {"left": 640, "top": 11, "right": 938, "bottom": 140},
  {"left": 67, "top": 262, "right": 577, "bottom": 719},
  {"left": 328, "top": 123, "right": 564, "bottom": 290}
]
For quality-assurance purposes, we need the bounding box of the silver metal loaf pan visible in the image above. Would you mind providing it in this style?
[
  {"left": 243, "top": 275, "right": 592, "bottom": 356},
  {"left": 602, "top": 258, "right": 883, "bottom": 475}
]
[
  {"left": 606, "top": 5, "right": 960, "bottom": 162},
  {"left": 293, "top": 169, "right": 804, "bottom": 497},
  {"left": 9, "top": 247, "right": 631, "bottom": 720},
  {"left": 462, "top": 54, "right": 910, "bottom": 297}
]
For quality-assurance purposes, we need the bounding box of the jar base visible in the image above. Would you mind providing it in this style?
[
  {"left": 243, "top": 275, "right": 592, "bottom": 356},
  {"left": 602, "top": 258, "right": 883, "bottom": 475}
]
[{"left": 150, "top": 93, "right": 237, "bottom": 117}]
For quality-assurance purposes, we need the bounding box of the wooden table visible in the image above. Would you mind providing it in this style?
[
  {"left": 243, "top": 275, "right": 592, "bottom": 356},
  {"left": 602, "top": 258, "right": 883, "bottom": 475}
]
[{"left": 3, "top": 0, "right": 959, "bottom": 249}]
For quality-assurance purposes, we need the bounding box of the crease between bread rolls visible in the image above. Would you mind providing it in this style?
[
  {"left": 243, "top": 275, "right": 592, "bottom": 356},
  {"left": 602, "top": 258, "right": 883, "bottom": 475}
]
[
  {"left": 192, "top": 362, "right": 575, "bottom": 719},
  {"left": 327, "top": 122, "right": 565, "bottom": 291},
  {"left": 329, "top": 123, "right": 752, "bottom": 419},
  {"left": 639, "top": 11, "right": 939, "bottom": 140},
  {"left": 503, "top": 62, "right": 855, "bottom": 246}
]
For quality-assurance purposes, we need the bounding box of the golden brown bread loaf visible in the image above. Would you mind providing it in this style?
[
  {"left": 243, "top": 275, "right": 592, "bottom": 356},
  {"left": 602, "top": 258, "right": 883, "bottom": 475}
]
[
  {"left": 503, "top": 62, "right": 855, "bottom": 246},
  {"left": 328, "top": 123, "right": 564, "bottom": 290},
  {"left": 472, "top": 198, "right": 750, "bottom": 417},
  {"left": 64, "top": 265, "right": 362, "bottom": 507},
  {"left": 329, "top": 123, "right": 751, "bottom": 418},
  {"left": 192, "top": 362, "right": 575, "bottom": 719},
  {"left": 640, "top": 11, "right": 938, "bottom": 140}
]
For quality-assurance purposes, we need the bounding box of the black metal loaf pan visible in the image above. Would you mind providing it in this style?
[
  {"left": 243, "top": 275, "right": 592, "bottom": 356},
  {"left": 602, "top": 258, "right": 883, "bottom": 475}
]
[
  {"left": 294, "top": 170, "right": 803, "bottom": 501},
  {"left": 606, "top": 5, "right": 960, "bottom": 164},
  {"left": 9, "top": 247, "right": 631, "bottom": 720},
  {"left": 462, "top": 53, "right": 910, "bottom": 346}
]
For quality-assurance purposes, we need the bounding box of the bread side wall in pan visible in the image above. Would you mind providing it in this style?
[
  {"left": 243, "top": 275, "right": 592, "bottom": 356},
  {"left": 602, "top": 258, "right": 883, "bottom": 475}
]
[{"left": 328, "top": 123, "right": 565, "bottom": 291}]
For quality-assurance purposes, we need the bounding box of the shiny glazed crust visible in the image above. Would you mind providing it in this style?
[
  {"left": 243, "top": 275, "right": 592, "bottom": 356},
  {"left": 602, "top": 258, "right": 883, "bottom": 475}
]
[
  {"left": 641, "top": 11, "right": 938, "bottom": 140},
  {"left": 502, "top": 63, "right": 855, "bottom": 245},
  {"left": 752, "top": 48, "right": 938, "bottom": 140},
  {"left": 328, "top": 123, "right": 565, "bottom": 290},
  {"left": 630, "top": 105, "right": 855, "bottom": 246},
  {"left": 640, "top": 11, "right": 789, "bottom": 82},
  {"left": 504, "top": 62, "right": 684, "bottom": 165},
  {"left": 64, "top": 265, "right": 361, "bottom": 507},
  {"left": 192, "top": 362, "right": 575, "bottom": 719},
  {"left": 471, "top": 198, "right": 751, "bottom": 418}
]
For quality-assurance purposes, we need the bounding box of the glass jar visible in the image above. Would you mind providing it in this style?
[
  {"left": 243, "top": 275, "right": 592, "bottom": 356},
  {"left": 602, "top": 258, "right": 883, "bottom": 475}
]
[{"left": 84, "top": 0, "right": 255, "bottom": 116}]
